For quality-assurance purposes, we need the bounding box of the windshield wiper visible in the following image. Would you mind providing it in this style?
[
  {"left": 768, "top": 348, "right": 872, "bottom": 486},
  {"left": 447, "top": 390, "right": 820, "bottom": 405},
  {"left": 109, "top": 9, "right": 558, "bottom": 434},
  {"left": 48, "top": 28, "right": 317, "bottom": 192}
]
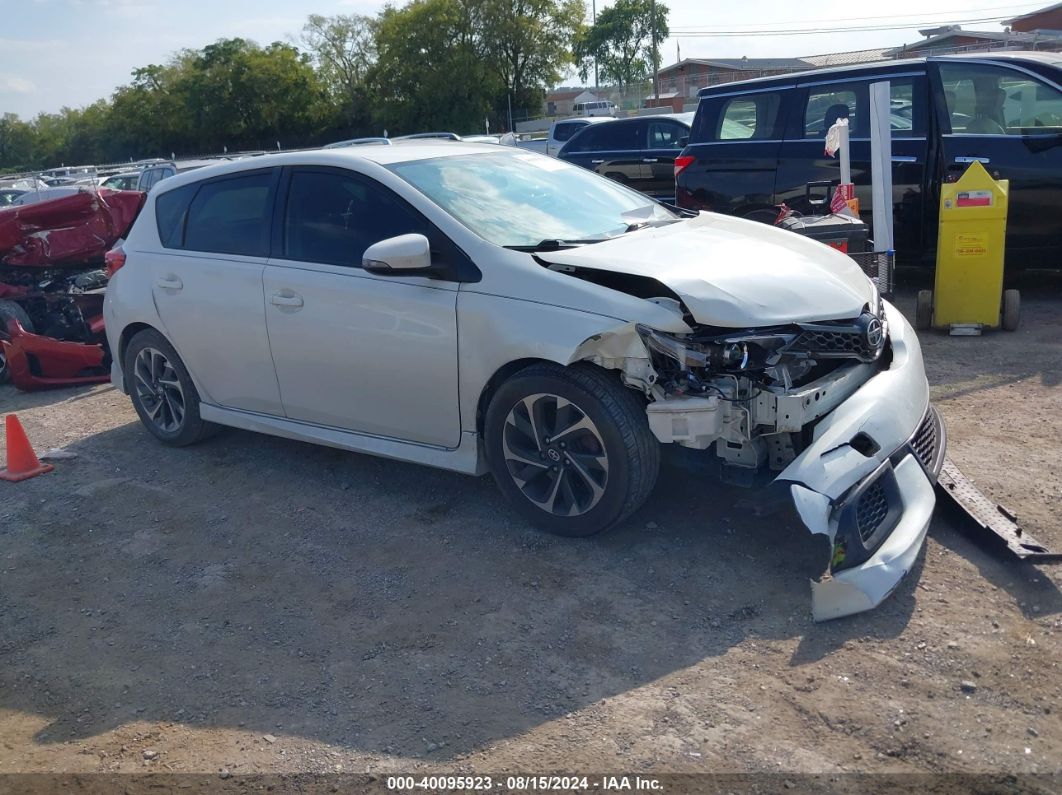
[{"left": 504, "top": 239, "right": 599, "bottom": 252}]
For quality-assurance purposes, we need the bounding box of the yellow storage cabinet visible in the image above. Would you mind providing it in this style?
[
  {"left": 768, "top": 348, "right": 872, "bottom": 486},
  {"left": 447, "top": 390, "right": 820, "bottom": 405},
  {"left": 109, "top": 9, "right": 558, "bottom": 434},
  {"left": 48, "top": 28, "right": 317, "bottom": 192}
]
[{"left": 917, "top": 161, "right": 1020, "bottom": 333}]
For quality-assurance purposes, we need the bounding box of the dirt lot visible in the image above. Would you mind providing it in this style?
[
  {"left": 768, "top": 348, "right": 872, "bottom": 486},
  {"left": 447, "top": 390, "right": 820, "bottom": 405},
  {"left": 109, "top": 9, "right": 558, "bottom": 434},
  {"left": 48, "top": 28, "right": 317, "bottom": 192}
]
[{"left": 0, "top": 283, "right": 1060, "bottom": 787}]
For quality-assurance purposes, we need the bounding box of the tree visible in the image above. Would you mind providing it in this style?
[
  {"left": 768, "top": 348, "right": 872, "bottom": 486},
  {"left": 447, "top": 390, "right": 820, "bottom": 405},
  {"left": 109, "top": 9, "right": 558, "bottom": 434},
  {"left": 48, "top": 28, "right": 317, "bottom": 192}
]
[
  {"left": 481, "top": 0, "right": 584, "bottom": 118},
  {"left": 575, "top": 0, "right": 669, "bottom": 91},
  {"left": 368, "top": 0, "right": 499, "bottom": 134},
  {"left": 301, "top": 13, "right": 376, "bottom": 126}
]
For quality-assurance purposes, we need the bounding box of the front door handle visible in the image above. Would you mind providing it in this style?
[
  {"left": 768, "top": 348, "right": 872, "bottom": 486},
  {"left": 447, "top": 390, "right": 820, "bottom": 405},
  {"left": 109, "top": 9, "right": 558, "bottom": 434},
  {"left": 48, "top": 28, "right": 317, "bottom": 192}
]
[
  {"left": 954, "top": 155, "right": 990, "bottom": 164},
  {"left": 591, "top": 159, "right": 605, "bottom": 164},
  {"left": 270, "top": 291, "right": 304, "bottom": 309},
  {"left": 155, "top": 275, "right": 182, "bottom": 290},
  {"left": 891, "top": 155, "right": 917, "bottom": 163}
]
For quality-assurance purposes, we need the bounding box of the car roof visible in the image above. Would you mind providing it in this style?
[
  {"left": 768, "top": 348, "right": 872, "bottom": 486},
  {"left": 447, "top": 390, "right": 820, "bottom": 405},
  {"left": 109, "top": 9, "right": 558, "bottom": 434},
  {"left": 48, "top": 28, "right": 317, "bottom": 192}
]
[
  {"left": 578, "top": 112, "right": 695, "bottom": 126},
  {"left": 151, "top": 143, "right": 518, "bottom": 192},
  {"left": 698, "top": 51, "right": 1062, "bottom": 95}
]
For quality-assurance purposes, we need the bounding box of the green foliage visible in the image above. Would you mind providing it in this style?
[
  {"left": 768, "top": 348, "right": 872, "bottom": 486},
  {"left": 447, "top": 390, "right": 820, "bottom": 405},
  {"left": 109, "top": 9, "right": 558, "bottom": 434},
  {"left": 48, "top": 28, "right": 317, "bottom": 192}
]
[
  {"left": 0, "top": 0, "right": 590, "bottom": 171},
  {"left": 575, "top": 0, "right": 669, "bottom": 90}
]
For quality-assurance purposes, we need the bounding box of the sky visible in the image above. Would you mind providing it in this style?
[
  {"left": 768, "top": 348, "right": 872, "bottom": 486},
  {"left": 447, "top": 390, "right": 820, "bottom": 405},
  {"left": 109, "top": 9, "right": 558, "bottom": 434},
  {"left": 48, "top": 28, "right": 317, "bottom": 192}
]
[{"left": 0, "top": 0, "right": 1048, "bottom": 119}]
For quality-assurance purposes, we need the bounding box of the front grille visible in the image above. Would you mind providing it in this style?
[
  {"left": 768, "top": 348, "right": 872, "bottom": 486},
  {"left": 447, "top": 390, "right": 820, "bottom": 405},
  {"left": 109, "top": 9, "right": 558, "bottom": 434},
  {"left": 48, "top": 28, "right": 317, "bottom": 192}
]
[
  {"left": 793, "top": 327, "right": 877, "bottom": 360},
  {"left": 856, "top": 479, "right": 890, "bottom": 543},
  {"left": 789, "top": 304, "right": 887, "bottom": 363}
]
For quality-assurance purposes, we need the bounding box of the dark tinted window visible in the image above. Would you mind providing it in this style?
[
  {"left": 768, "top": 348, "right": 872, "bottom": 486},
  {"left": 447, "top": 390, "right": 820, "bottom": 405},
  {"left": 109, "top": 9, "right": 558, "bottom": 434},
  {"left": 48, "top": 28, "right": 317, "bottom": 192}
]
[
  {"left": 692, "top": 91, "right": 785, "bottom": 142},
  {"left": 155, "top": 183, "right": 198, "bottom": 248},
  {"left": 184, "top": 171, "right": 273, "bottom": 257},
  {"left": 803, "top": 83, "right": 865, "bottom": 138},
  {"left": 565, "top": 121, "right": 642, "bottom": 153},
  {"left": 939, "top": 62, "right": 1062, "bottom": 135},
  {"left": 553, "top": 122, "right": 583, "bottom": 142},
  {"left": 282, "top": 170, "right": 431, "bottom": 267},
  {"left": 647, "top": 120, "right": 688, "bottom": 148}
]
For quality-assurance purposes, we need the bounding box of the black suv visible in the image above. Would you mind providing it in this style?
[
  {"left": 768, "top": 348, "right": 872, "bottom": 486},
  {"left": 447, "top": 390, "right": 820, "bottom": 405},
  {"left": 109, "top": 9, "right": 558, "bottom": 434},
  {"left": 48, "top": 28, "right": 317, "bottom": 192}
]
[
  {"left": 559, "top": 113, "right": 694, "bottom": 203},
  {"left": 675, "top": 52, "right": 1062, "bottom": 266}
]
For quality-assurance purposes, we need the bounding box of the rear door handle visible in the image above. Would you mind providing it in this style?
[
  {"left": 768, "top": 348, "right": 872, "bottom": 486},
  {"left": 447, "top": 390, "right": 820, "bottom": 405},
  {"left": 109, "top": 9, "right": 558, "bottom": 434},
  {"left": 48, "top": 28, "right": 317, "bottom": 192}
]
[
  {"left": 642, "top": 157, "right": 659, "bottom": 163},
  {"left": 155, "top": 275, "right": 182, "bottom": 290},
  {"left": 270, "top": 291, "right": 303, "bottom": 309},
  {"left": 591, "top": 159, "right": 605, "bottom": 164},
  {"left": 891, "top": 155, "right": 917, "bottom": 163}
]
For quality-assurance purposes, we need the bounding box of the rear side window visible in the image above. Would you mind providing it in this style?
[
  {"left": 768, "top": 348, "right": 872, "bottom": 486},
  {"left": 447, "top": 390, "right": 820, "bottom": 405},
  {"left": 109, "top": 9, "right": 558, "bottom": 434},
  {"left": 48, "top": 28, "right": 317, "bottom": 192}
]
[
  {"left": 803, "top": 83, "right": 864, "bottom": 138},
  {"left": 553, "top": 122, "right": 582, "bottom": 142},
  {"left": 565, "top": 121, "right": 641, "bottom": 152},
  {"left": 692, "top": 91, "right": 784, "bottom": 142},
  {"left": 184, "top": 171, "right": 274, "bottom": 257},
  {"left": 155, "top": 183, "right": 197, "bottom": 248},
  {"left": 647, "top": 120, "right": 688, "bottom": 148}
]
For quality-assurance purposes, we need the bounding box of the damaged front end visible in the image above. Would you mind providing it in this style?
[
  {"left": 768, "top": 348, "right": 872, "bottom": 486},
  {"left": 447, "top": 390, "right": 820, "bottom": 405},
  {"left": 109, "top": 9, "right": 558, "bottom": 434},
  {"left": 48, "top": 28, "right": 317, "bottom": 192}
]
[
  {"left": 581, "top": 294, "right": 942, "bottom": 621},
  {"left": 0, "top": 189, "right": 142, "bottom": 390}
]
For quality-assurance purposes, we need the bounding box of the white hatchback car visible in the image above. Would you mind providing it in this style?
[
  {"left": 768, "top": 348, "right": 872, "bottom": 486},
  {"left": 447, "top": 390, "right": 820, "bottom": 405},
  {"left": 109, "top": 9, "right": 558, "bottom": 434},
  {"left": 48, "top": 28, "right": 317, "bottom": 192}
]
[{"left": 105, "top": 143, "right": 944, "bottom": 620}]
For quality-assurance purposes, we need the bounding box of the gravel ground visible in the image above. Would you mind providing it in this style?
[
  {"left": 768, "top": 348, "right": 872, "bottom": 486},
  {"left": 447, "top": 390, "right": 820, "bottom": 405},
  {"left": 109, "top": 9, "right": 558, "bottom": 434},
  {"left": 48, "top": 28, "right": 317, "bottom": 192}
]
[{"left": 0, "top": 283, "right": 1059, "bottom": 785}]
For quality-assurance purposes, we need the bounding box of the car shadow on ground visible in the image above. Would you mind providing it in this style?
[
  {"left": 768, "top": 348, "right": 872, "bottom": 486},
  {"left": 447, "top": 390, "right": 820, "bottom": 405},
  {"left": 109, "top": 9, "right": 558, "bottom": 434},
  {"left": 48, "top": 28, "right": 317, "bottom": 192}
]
[{"left": 0, "top": 419, "right": 926, "bottom": 760}]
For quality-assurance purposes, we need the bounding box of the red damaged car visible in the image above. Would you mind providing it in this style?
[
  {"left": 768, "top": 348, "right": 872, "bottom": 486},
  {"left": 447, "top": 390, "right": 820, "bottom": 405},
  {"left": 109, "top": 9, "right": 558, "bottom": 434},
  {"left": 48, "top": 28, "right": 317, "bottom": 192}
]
[{"left": 0, "top": 188, "right": 145, "bottom": 390}]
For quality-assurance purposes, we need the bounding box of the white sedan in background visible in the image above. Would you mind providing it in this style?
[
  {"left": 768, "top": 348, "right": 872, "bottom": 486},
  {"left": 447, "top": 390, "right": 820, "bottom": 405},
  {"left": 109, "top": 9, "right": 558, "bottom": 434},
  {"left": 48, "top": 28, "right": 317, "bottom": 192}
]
[{"left": 104, "top": 143, "right": 943, "bottom": 620}]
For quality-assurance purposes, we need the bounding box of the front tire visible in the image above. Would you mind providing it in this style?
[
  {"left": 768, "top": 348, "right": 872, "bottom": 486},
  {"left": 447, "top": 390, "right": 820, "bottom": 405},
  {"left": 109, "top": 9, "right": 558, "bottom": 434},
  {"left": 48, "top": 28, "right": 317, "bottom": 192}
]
[
  {"left": 124, "top": 329, "right": 217, "bottom": 446},
  {"left": 484, "top": 363, "right": 660, "bottom": 537}
]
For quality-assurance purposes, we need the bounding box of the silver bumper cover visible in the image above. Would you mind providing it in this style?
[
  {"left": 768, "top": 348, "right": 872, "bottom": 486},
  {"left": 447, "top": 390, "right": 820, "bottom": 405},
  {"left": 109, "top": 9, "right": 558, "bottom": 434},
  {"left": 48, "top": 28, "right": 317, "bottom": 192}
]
[{"left": 777, "top": 302, "right": 944, "bottom": 621}]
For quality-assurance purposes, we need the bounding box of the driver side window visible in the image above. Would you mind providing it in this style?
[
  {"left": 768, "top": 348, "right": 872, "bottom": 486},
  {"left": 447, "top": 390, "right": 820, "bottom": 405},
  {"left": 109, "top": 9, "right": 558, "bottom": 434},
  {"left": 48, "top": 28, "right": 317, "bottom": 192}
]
[
  {"left": 282, "top": 170, "right": 431, "bottom": 267},
  {"left": 939, "top": 62, "right": 1062, "bottom": 135}
]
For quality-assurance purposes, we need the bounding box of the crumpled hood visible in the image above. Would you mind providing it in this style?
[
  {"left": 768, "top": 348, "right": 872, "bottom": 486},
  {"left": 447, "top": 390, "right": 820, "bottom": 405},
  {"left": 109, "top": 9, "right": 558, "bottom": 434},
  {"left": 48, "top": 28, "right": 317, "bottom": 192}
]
[{"left": 540, "top": 212, "right": 876, "bottom": 327}]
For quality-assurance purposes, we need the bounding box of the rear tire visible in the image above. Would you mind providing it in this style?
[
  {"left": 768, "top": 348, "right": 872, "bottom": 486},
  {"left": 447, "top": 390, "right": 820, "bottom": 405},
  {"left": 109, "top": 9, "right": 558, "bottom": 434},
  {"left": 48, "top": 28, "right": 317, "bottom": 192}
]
[
  {"left": 915, "top": 290, "right": 933, "bottom": 331},
  {"left": 1001, "top": 289, "right": 1020, "bottom": 331},
  {"left": 0, "top": 300, "right": 34, "bottom": 385},
  {"left": 484, "top": 363, "right": 660, "bottom": 537},
  {"left": 124, "top": 329, "right": 218, "bottom": 446}
]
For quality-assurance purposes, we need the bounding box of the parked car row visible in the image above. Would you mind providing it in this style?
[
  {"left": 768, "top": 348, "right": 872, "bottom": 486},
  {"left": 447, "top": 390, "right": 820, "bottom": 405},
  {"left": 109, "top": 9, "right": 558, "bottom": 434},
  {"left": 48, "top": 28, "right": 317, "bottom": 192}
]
[{"left": 550, "top": 52, "right": 1062, "bottom": 268}]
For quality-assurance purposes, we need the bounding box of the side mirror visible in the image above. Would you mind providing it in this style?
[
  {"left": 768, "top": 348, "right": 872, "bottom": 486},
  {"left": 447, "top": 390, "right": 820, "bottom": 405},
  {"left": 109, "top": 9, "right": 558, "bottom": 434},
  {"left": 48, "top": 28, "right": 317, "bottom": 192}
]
[{"left": 363, "top": 233, "right": 433, "bottom": 275}]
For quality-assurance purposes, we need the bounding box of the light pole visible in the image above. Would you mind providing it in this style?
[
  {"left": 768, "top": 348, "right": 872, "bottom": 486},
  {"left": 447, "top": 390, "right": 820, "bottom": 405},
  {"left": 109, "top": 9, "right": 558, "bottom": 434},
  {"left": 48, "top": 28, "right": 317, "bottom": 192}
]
[
  {"left": 651, "top": 0, "right": 659, "bottom": 104},
  {"left": 592, "top": 0, "right": 598, "bottom": 92}
]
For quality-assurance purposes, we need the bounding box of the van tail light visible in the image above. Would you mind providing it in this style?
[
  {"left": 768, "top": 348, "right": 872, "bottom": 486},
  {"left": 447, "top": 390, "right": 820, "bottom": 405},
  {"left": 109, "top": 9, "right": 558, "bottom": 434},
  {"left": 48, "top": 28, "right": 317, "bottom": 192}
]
[
  {"left": 674, "top": 155, "right": 695, "bottom": 179},
  {"left": 104, "top": 246, "right": 127, "bottom": 278}
]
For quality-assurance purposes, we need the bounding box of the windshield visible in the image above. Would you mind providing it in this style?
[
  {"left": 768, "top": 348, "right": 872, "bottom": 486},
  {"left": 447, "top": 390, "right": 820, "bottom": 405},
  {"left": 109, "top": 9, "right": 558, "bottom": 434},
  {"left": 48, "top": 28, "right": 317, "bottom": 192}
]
[{"left": 389, "top": 152, "right": 679, "bottom": 248}]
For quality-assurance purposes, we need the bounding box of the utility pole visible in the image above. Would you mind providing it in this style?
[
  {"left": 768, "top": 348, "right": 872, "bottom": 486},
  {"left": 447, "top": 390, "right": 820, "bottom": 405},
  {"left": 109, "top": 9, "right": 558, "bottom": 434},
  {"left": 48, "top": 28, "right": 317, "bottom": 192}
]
[
  {"left": 651, "top": 0, "right": 659, "bottom": 104},
  {"left": 592, "top": 0, "right": 598, "bottom": 91}
]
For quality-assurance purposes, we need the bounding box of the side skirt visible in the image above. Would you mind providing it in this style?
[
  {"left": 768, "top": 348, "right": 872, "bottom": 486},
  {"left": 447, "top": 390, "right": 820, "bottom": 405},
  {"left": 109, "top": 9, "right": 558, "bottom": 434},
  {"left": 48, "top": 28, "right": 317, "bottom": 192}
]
[{"left": 198, "top": 404, "right": 487, "bottom": 476}]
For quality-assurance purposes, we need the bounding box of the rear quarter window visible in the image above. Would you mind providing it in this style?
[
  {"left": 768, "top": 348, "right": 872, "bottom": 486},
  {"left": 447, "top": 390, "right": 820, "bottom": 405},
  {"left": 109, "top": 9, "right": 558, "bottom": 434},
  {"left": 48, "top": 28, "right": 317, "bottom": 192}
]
[
  {"left": 692, "top": 91, "right": 785, "bottom": 142},
  {"left": 155, "top": 183, "right": 198, "bottom": 248}
]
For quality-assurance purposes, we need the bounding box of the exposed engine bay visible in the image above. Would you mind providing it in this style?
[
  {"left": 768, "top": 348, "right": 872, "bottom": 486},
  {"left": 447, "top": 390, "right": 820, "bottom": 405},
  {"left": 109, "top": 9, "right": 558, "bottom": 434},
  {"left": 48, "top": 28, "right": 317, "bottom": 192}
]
[
  {"left": 597, "top": 292, "right": 890, "bottom": 483},
  {"left": 0, "top": 188, "right": 142, "bottom": 389}
]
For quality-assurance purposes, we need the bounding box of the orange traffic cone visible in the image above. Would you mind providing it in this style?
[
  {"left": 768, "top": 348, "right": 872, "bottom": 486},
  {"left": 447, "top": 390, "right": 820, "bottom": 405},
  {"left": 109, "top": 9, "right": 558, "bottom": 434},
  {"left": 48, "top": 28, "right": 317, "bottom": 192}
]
[{"left": 0, "top": 414, "right": 54, "bottom": 482}]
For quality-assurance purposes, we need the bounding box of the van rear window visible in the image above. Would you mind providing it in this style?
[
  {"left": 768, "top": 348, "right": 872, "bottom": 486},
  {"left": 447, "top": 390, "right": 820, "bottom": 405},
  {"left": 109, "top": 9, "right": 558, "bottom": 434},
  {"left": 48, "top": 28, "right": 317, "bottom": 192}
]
[{"left": 694, "top": 92, "right": 783, "bottom": 142}]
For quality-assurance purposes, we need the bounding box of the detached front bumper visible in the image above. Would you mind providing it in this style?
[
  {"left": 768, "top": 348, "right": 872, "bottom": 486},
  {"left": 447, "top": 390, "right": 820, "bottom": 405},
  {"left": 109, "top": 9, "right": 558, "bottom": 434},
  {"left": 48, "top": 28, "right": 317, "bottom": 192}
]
[{"left": 777, "top": 302, "right": 945, "bottom": 621}]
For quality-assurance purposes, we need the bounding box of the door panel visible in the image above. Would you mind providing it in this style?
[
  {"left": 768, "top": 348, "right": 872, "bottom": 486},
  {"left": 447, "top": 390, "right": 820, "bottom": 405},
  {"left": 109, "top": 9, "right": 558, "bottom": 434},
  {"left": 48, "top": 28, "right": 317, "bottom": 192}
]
[
  {"left": 263, "top": 263, "right": 460, "bottom": 447},
  {"left": 775, "top": 75, "right": 931, "bottom": 258},
  {"left": 263, "top": 166, "right": 461, "bottom": 448},
  {"left": 643, "top": 119, "right": 689, "bottom": 199},
  {"left": 933, "top": 61, "right": 1062, "bottom": 266},
  {"left": 150, "top": 252, "right": 281, "bottom": 414},
  {"left": 560, "top": 120, "right": 648, "bottom": 190},
  {"left": 149, "top": 168, "right": 282, "bottom": 414}
]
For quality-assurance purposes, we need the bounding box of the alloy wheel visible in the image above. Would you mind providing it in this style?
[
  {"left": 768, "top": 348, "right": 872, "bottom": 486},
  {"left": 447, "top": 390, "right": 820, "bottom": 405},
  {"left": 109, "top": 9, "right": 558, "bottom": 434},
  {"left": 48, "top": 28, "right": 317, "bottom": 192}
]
[
  {"left": 501, "top": 393, "right": 609, "bottom": 517},
  {"left": 133, "top": 347, "right": 186, "bottom": 433}
]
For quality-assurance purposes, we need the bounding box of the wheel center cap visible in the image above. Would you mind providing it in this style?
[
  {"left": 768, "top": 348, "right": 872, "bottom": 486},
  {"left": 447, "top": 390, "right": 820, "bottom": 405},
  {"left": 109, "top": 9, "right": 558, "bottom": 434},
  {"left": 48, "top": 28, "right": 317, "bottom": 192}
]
[{"left": 546, "top": 448, "right": 562, "bottom": 462}]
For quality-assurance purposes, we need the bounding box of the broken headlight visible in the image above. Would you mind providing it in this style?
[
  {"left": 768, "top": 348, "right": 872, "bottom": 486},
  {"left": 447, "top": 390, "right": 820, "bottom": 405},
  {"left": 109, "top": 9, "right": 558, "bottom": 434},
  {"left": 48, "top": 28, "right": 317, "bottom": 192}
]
[{"left": 636, "top": 324, "right": 799, "bottom": 375}]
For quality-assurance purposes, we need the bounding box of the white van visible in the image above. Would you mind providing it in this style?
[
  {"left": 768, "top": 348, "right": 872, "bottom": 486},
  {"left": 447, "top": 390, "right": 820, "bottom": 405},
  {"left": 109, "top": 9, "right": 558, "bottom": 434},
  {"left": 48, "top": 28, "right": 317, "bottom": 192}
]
[{"left": 573, "top": 100, "right": 616, "bottom": 117}]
